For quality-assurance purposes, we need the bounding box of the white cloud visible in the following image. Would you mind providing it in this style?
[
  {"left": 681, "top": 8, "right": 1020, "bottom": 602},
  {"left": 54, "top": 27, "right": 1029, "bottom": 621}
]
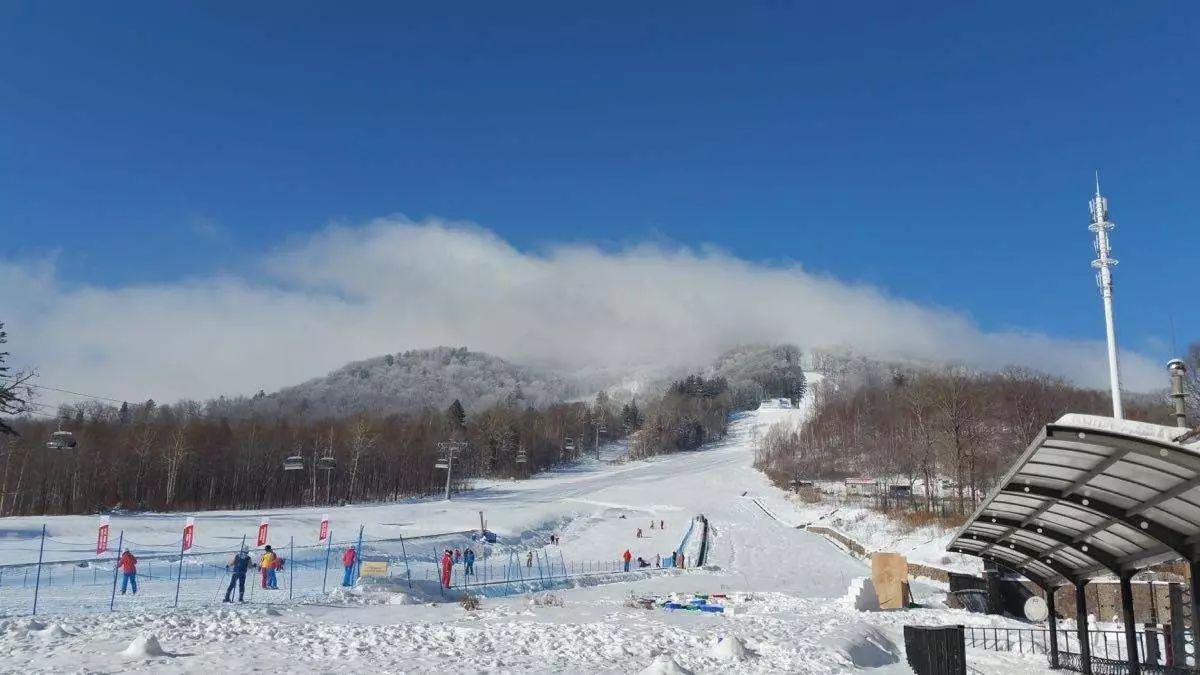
[{"left": 0, "top": 216, "right": 1164, "bottom": 406}]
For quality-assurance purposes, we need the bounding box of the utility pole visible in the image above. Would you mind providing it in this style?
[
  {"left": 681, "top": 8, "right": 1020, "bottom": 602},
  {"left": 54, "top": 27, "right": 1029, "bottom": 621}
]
[
  {"left": 1089, "top": 173, "right": 1124, "bottom": 418},
  {"left": 437, "top": 440, "right": 467, "bottom": 501}
]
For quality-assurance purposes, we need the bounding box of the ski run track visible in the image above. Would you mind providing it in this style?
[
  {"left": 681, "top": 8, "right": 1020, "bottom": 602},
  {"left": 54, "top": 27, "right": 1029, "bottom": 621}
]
[{"left": 0, "top": 394, "right": 1054, "bottom": 674}]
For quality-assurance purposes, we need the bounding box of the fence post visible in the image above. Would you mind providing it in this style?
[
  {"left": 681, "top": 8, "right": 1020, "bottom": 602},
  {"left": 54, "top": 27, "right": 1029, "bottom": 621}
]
[
  {"left": 288, "top": 536, "right": 295, "bottom": 600},
  {"left": 173, "top": 531, "right": 187, "bottom": 608},
  {"left": 32, "top": 524, "right": 46, "bottom": 616},
  {"left": 109, "top": 531, "right": 124, "bottom": 611},
  {"left": 558, "top": 550, "right": 567, "bottom": 584},
  {"left": 321, "top": 529, "right": 333, "bottom": 593},
  {"left": 398, "top": 532, "right": 412, "bottom": 589},
  {"left": 354, "top": 526, "right": 364, "bottom": 586}
]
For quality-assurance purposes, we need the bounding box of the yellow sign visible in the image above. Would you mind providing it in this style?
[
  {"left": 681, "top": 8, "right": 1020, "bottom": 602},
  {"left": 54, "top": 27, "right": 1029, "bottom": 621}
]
[{"left": 359, "top": 561, "right": 389, "bottom": 577}]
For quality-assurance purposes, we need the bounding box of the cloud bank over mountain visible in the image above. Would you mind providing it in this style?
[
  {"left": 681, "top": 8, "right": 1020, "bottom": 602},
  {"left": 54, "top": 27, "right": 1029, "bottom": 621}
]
[{"left": 1, "top": 217, "right": 1163, "bottom": 405}]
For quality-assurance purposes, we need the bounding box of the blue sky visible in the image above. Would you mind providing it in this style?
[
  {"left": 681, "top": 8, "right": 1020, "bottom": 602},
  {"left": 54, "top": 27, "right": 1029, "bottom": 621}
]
[{"left": 1, "top": 3, "right": 1197, "bottom": 398}]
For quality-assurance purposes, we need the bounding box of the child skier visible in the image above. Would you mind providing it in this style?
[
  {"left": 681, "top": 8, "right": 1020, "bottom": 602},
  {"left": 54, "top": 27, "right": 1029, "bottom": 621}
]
[
  {"left": 526, "top": 551, "right": 534, "bottom": 568},
  {"left": 440, "top": 549, "right": 453, "bottom": 589},
  {"left": 463, "top": 548, "right": 475, "bottom": 576},
  {"left": 224, "top": 546, "right": 251, "bottom": 603},
  {"left": 259, "top": 545, "right": 278, "bottom": 589},
  {"left": 341, "top": 546, "right": 357, "bottom": 587},
  {"left": 118, "top": 548, "right": 138, "bottom": 595}
]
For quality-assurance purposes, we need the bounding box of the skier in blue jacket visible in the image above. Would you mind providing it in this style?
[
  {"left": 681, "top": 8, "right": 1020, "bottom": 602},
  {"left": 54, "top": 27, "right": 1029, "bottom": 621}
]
[
  {"left": 463, "top": 548, "right": 476, "bottom": 576},
  {"left": 224, "top": 546, "right": 253, "bottom": 603}
]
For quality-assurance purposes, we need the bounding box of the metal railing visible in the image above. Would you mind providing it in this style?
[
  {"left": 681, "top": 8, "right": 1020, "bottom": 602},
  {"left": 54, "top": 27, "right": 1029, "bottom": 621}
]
[{"left": 962, "top": 625, "right": 1191, "bottom": 673}]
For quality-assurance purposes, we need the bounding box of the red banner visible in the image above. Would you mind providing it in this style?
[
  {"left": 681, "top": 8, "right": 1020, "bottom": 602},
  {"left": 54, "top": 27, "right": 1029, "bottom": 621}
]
[
  {"left": 257, "top": 518, "right": 269, "bottom": 547},
  {"left": 96, "top": 516, "right": 110, "bottom": 556},
  {"left": 319, "top": 514, "right": 329, "bottom": 543},
  {"left": 182, "top": 517, "right": 195, "bottom": 552}
]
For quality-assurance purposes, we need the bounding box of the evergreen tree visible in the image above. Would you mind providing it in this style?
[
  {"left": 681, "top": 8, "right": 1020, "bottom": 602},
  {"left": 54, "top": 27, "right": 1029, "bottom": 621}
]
[
  {"left": 447, "top": 399, "right": 466, "bottom": 431},
  {"left": 118, "top": 401, "right": 131, "bottom": 424},
  {"left": 621, "top": 400, "right": 642, "bottom": 431},
  {"left": 384, "top": 354, "right": 395, "bottom": 367}
]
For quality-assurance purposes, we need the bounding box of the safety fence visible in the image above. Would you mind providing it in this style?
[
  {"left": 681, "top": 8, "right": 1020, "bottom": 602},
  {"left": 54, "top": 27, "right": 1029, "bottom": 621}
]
[
  {"left": 0, "top": 523, "right": 694, "bottom": 616},
  {"left": 962, "top": 624, "right": 1188, "bottom": 672}
]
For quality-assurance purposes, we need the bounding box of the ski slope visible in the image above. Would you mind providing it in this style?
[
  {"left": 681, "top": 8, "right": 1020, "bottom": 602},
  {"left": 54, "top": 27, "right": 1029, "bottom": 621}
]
[{"left": 0, "top": 393, "right": 1054, "bottom": 673}]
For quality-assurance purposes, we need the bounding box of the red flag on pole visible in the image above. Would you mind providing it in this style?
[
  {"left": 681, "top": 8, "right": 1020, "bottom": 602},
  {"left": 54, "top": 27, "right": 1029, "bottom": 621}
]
[
  {"left": 257, "top": 518, "right": 269, "bottom": 547},
  {"left": 319, "top": 514, "right": 329, "bottom": 543},
  {"left": 96, "top": 516, "right": 110, "bottom": 556},
  {"left": 182, "top": 517, "right": 195, "bottom": 552}
]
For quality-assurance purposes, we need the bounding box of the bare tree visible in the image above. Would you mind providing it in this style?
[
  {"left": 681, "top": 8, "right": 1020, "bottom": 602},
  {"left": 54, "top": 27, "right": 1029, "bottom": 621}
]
[{"left": 0, "top": 322, "right": 34, "bottom": 436}]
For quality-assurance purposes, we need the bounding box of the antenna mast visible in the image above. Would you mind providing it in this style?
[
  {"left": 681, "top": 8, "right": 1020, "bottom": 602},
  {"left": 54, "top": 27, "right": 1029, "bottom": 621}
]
[{"left": 1089, "top": 172, "right": 1123, "bottom": 418}]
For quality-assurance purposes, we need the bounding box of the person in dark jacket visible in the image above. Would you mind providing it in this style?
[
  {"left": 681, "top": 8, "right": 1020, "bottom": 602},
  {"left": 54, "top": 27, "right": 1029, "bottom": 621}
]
[
  {"left": 341, "top": 547, "right": 357, "bottom": 587},
  {"left": 118, "top": 549, "right": 138, "bottom": 595},
  {"left": 224, "top": 546, "right": 252, "bottom": 603},
  {"left": 463, "top": 548, "right": 475, "bottom": 576}
]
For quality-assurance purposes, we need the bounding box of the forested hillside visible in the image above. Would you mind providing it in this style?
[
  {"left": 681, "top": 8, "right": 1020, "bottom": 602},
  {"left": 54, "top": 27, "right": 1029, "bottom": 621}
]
[
  {"left": 210, "top": 347, "right": 581, "bottom": 419},
  {"left": 755, "top": 363, "right": 1179, "bottom": 514}
]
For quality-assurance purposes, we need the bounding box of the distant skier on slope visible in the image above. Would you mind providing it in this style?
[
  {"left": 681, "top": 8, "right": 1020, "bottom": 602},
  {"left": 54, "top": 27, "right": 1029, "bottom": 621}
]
[
  {"left": 440, "top": 549, "right": 453, "bottom": 589},
  {"left": 636, "top": 528, "right": 642, "bottom": 538},
  {"left": 341, "top": 546, "right": 357, "bottom": 587},
  {"left": 526, "top": 551, "right": 533, "bottom": 569},
  {"left": 117, "top": 548, "right": 138, "bottom": 595},
  {"left": 224, "top": 546, "right": 251, "bottom": 603}
]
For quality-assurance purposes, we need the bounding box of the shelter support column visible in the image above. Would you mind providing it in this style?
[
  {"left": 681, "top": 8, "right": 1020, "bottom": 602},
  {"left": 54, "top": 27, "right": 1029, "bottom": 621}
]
[
  {"left": 1119, "top": 572, "right": 1140, "bottom": 674},
  {"left": 1047, "top": 586, "right": 1060, "bottom": 669},
  {"left": 1191, "top": 559, "right": 1200, "bottom": 669},
  {"left": 1076, "top": 580, "right": 1093, "bottom": 675}
]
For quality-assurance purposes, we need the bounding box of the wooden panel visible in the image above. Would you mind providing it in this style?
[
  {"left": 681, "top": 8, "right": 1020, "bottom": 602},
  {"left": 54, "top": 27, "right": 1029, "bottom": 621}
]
[{"left": 871, "top": 552, "right": 910, "bottom": 610}]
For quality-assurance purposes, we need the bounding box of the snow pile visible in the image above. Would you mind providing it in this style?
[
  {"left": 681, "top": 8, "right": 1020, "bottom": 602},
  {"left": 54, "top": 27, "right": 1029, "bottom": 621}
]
[
  {"left": 639, "top": 653, "right": 693, "bottom": 675},
  {"left": 34, "top": 623, "right": 72, "bottom": 639},
  {"left": 709, "top": 635, "right": 748, "bottom": 661},
  {"left": 820, "top": 623, "right": 900, "bottom": 668},
  {"left": 122, "top": 634, "right": 168, "bottom": 658},
  {"left": 843, "top": 576, "right": 880, "bottom": 611}
]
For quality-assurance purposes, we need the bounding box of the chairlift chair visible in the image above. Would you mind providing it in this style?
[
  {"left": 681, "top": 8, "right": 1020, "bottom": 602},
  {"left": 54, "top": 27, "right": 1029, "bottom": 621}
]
[
  {"left": 46, "top": 430, "right": 78, "bottom": 450},
  {"left": 317, "top": 455, "right": 337, "bottom": 471},
  {"left": 282, "top": 455, "right": 304, "bottom": 471}
]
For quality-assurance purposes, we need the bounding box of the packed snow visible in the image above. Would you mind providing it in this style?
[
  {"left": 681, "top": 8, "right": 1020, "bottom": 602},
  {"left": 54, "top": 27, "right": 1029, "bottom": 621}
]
[{"left": 0, "top": 395, "right": 1056, "bottom": 673}]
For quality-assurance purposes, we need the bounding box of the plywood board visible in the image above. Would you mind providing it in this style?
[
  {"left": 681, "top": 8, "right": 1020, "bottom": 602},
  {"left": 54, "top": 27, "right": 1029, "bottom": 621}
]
[{"left": 871, "top": 552, "right": 910, "bottom": 610}]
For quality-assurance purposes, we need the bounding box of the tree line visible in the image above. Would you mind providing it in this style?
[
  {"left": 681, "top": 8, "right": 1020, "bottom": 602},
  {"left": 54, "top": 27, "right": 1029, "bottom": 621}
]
[
  {"left": 755, "top": 364, "right": 1181, "bottom": 514},
  {"left": 0, "top": 391, "right": 646, "bottom": 517}
]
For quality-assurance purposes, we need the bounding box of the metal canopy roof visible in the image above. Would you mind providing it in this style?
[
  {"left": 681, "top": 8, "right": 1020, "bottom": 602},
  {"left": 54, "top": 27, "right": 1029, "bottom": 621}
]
[{"left": 949, "top": 414, "right": 1200, "bottom": 588}]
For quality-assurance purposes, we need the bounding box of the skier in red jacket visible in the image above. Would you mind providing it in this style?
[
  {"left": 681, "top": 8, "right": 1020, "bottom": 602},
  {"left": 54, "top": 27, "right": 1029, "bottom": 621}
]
[
  {"left": 440, "top": 549, "right": 453, "bottom": 589},
  {"left": 341, "top": 547, "right": 357, "bottom": 587},
  {"left": 118, "top": 549, "right": 138, "bottom": 595},
  {"left": 622, "top": 549, "right": 632, "bottom": 572}
]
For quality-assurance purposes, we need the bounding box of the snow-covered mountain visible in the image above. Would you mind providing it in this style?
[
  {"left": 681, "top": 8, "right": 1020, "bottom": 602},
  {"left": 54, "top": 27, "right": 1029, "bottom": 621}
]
[{"left": 224, "top": 346, "right": 584, "bottom": 418}]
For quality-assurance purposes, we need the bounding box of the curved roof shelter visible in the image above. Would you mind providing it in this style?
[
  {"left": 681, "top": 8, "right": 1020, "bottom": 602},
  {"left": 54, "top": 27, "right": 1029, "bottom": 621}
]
[{"left": 949, "top": 413, "right": 1200, "bottom": 589}]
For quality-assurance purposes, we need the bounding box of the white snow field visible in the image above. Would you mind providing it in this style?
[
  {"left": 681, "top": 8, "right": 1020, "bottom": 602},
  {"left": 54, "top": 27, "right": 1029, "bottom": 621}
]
[{"left": 0, "top": 397, "right": 1055, "bottom": 673}]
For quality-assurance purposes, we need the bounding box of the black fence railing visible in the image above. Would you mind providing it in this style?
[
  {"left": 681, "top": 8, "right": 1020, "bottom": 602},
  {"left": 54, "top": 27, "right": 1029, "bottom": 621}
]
[
  {"left": 963, "top": 625, "right": 1192, "bottom": 674},
  {"left": 904, "top": 625, "right": 966, "bottom": 675}
]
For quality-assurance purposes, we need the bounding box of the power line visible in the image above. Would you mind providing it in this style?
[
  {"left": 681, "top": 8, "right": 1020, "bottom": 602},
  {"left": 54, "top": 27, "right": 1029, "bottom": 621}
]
[{"left": 0, "top": 377, "right": 258, "bottom": 424}]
